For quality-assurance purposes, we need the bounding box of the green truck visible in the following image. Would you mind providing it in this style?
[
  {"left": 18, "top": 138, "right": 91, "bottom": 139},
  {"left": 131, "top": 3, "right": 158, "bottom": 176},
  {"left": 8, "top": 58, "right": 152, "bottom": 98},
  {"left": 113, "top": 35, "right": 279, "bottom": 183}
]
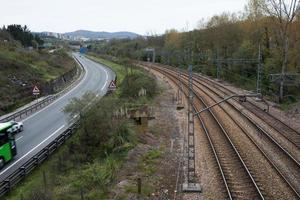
[{"left": 0, "top": 122, "right": 17, "bottom": 169}]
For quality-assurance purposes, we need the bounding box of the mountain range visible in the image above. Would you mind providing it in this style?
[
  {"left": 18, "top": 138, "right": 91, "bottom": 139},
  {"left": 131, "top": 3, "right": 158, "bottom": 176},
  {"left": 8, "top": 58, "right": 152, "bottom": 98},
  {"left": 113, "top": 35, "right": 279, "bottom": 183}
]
[
  {"left": 40, "top": 30, "right": 140, "bottom": 40},
  {"left": 64, "top": 30, "right": 139, "bottom": 40}
]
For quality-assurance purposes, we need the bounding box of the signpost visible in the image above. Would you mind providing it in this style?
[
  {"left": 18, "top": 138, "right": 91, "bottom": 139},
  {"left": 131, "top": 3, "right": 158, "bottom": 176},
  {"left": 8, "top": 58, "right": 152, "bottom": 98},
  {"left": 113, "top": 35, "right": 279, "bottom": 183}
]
[
  {"left": 108, "top": 80, "right": 117, "bottom": 91},
  {"left": 32, "top": 85, "right": 40, "bottom": 96},
  {"left": 32, "top": 85, "right": 40, "bottom": 103}
]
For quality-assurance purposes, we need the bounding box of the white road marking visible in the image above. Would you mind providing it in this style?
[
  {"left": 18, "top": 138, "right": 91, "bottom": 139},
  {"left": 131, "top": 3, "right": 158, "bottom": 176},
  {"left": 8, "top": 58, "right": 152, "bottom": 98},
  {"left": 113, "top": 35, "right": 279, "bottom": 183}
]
[
  {"left": 16, "top": 136, "right": 23, "bottom": 141},
  {"left": 0, "top": 125, "right": 65, "bottom": 176},
  {"left": 0, "top": 56, "right": 112, "bottom": 176},
  {"left": 101, "top": 70, "right": 109, "bottom": 91},
  {"left": 23, "top": 56, "right": 88, "bottom": 122}
]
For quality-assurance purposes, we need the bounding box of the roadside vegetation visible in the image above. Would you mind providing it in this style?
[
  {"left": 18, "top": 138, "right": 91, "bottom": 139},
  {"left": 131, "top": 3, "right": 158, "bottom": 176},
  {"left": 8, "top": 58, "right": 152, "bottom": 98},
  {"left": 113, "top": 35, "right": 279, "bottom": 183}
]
[
  {"left": 6, "top": 55, "right": 160, "bottom": 199},
  {"left": 0, "top": 25, "right": 76, "bottom": 115},
  {"left": 88, "top": 0, "right": 300, "bottom": 106},
  {"left": 2, "top": 25, "right": 44, "bottom": 48}
]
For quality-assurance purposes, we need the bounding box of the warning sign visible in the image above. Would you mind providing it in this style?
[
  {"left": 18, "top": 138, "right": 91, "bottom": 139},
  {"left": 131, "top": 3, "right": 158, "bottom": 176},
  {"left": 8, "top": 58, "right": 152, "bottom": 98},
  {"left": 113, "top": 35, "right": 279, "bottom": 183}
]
[
  {"left": 32, "top": 85, "right": 40, "bottom": 95},
  {"left": 108, "top": 80, "right": 117, "bottom": 91}
]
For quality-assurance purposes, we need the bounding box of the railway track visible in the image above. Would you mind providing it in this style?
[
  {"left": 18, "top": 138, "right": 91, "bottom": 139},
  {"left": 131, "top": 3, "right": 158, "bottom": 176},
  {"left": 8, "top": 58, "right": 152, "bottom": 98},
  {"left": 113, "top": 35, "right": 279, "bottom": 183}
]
[
  {"left": 139, "top": 62, "right": 300, "bottom": 199},
  {"left": 193, "top": 72, "right": 300, "bottom": 149},
  {"left": 147, "top": 65, "right": 265, "bottom": 199},
  {"left": 145, "top": 61, "right": 300, "bottom": 149},
  {"left": 159, "top": 64, "right": 300, "bottom": 197},
  {"left": 190, "top": 73, "right": 300, "bottom": 197}
]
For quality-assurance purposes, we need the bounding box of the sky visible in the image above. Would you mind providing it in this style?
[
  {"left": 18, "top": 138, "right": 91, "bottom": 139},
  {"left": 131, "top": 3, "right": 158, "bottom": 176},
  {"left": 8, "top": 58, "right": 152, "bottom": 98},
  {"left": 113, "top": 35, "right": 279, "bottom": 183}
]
[{"left": 0, "top": 0, "right": 248, "bottom": 35}]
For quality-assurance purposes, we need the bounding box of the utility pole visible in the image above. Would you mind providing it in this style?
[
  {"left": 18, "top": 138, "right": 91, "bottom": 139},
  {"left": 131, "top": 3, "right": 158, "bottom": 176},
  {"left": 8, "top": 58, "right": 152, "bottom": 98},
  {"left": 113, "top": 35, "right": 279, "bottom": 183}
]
[
  {"left": 182, "top": 65, "right": 201, "bottom": 192},
  {"left": 153, "top": 49, "right": 156, "bottom": 63},
  {"left": 256, "top": 44, "right": 262, "bottom": 99},
  {"left": 216, "top": 49, "right": 221, "bottom": 80},
  {"left": 213, "top": 50, "right": 262, "bottom": 94},
  {"left": 177, "top": 69, "right": 184, "bottom": 109},
  {"left": 177, "top": 70, "right": 182, "bottom": 102}
]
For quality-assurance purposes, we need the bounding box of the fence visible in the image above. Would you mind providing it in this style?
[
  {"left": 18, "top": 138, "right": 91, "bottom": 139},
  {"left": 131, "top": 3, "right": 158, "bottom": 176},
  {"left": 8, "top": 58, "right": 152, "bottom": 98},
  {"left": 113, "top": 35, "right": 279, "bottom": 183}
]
[
  {"left": 0, "top": 95, "right": 58, "bottom": 123},
  {"left": 0, "top": 55, "right": 85, "bottom": 123},
  {"left": 0, "top": 55, "right": 112, "bottom": 198},
  {"left": 0, "top": 121, "right": 80, "bottom": 197}
]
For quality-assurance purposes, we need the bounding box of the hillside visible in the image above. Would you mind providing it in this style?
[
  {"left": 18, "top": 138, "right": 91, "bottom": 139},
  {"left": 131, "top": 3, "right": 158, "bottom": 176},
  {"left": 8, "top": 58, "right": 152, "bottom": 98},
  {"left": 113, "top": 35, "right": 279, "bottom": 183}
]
[
  {"left": 37, "top": 30, "right": 140, "bottom": 41},
  {"left": 64, "top": 30, "right": 139, "bottom": 40},
  {"left": 0, "top": 40, "right": 75, "bottom": 115}
]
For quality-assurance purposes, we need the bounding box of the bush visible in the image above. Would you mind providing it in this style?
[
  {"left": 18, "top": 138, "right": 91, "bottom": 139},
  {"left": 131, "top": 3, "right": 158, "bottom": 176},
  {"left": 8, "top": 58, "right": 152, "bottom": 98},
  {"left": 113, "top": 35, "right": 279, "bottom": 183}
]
[{"left": 120, "top": 73, "right": 157, "bottom": 99}]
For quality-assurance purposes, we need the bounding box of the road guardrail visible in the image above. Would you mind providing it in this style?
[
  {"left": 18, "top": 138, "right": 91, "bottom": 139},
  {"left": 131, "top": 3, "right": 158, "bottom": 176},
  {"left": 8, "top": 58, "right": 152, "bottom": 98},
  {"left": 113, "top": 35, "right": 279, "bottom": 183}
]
[
  {"left": 0, "top": 95, "right": 59, "bottom": 123},
  {"left": 0, "top": 54, "right": 85, "bottom": 123},
  {"left": 0, "top": 121, "right": 79, "bottom": 197}
]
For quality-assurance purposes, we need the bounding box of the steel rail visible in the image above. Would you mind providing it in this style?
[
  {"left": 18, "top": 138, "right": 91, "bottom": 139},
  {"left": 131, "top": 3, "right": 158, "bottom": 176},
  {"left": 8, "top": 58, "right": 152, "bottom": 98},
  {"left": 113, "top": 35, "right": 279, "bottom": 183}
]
[
  {"left": 193, "top": 71, "right": 300, "bottom": 147},
  {"left": 158, "top": 64, "right": 300, "bottom": 198},
  {"left": 149, "top": 64, "right": 265, "bottom": 199}
]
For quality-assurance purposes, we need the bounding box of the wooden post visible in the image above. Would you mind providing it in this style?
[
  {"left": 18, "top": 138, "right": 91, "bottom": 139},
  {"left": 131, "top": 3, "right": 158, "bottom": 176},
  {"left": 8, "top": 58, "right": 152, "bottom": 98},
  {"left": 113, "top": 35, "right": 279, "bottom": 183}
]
[
  {"left": 80, "top": 188, "right": 84, "bottom": 200},
  {"left": 137, "top": 178, "right": 142, "bottom": 195}
]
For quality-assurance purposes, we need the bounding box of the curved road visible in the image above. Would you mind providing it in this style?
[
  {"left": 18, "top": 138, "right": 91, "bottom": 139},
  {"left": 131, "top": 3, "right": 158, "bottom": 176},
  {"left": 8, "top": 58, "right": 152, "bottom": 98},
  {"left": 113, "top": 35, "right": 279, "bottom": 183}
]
[{"left": 0, "top": 53, "right": 115, "bottom": 181}]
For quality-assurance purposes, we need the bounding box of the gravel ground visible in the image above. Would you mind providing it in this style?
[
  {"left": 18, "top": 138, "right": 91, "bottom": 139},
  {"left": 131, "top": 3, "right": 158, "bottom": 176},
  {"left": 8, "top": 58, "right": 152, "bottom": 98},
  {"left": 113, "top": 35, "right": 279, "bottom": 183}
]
[
  {"left": 195, "top": 77, "right": 300, "bottom": 160},
  {"left": 110, "top": 70, "right": 186, "bottom": 200},
  {"left": 192, "top": 79, "right": 299, "bottom": 199},
  {"left": 144, "top": 65, "right": 232, "bottom": 200},
  {"left": 191, "top": 76, "right": 300, "bottom": 195},
  {"left": 140, "top": 63, "right": 300, "bottom": 200}
]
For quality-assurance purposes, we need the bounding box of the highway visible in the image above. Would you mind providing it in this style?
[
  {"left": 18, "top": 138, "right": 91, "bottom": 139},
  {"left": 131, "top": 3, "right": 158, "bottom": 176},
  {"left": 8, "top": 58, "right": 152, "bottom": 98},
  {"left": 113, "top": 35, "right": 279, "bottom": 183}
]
[{"left": 0, "top": 53, "right": 115, "bottom": 181}]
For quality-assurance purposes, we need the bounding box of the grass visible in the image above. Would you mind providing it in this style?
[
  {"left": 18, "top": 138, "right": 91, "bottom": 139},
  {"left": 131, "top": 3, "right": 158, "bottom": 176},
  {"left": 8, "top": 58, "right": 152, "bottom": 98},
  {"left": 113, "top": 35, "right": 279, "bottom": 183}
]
[
  {"left": 87, "top": 55, "right": 128, "bottom": 85},
  {"left": 6, "top": 110, "right": 136, "bottom": 200},
  {"left": 279, "top": 100, "right": 300, "bottom": 111},
  {"left": 123, "top": 182, "right": 154, "bottom": 198},
  {"left": 6, "top": 151, "right": 126, "bottom": 200},
  {"left": 138, "top": 149, "right": 162, "bottom": 176},
  {"left": 87, "top": 54, "right": 157, "bottom": 102},
  {"left": 0, "top": 41, "right": 75, "bottom": 115},
  {"left": 115, "top": 149, "right": 163, "bottom": 199},
  {"left": 5, "top": 55, "right": 159, "bottom": 200}
]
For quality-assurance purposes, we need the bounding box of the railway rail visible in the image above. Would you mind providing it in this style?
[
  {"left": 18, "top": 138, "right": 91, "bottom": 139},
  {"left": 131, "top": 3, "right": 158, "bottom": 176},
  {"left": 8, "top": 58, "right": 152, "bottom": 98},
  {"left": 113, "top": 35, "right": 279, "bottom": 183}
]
[
  {"left": 140, "top": 62, "right": 300, "bottom": 199},
  {"left": 193, "top": 72, "right": 300, "bottom": 149},
  {"left": 148, "top": 65, "right": 265, "bottom": 199}
]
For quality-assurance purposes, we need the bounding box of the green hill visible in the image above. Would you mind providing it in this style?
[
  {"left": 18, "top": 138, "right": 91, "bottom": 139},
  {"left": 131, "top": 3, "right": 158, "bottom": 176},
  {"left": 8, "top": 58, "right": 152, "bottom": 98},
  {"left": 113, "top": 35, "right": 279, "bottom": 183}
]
[{"left": 0, "top": 34, "right": 75, "bottom": 115}]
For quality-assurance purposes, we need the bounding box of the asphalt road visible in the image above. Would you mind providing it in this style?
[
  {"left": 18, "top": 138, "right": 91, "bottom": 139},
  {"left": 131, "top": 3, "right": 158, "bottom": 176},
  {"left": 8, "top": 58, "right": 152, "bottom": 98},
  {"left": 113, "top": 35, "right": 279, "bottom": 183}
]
[{"left": 0, "top": 53, "right": 115, "bottom": 181}]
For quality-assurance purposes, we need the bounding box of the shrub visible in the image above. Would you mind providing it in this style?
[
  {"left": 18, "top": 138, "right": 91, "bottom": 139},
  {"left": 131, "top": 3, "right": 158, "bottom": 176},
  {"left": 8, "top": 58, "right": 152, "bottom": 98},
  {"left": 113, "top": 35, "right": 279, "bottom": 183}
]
[{"left": 120, "top": 73, "right": 157, "bottom": 99}]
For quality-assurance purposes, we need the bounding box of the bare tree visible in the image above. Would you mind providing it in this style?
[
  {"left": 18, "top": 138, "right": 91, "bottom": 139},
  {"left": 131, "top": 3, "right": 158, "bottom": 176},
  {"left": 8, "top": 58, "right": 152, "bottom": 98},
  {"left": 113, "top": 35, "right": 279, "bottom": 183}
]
[
  {"left": 246, "top": 0, "right": 265, "bottom": 21},
  {"left": 263, "top": 0, "right": 299, "bottom": 102}
]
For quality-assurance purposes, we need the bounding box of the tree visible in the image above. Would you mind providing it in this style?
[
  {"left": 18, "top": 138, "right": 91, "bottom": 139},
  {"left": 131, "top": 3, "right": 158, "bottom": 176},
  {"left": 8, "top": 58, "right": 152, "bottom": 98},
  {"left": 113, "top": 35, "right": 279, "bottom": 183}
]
[
  {"left": 263, "top": 0, "right": 300, "bottom": 102},
  {"left": 163, "top": 29, "right": 181, "bottom": 65},
  {"left": 5, "top": 24, "right": 43, "bottom": 47},
  {"left": 246, "top": 0, "right": 265, "bottom": 21}
]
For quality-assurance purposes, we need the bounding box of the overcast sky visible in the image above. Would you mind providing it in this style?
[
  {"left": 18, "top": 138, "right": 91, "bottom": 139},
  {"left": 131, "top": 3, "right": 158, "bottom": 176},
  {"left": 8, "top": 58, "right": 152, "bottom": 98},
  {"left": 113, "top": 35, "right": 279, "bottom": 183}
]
[{"left": 1, "top": 0, "right": 248, "bottom": 34}]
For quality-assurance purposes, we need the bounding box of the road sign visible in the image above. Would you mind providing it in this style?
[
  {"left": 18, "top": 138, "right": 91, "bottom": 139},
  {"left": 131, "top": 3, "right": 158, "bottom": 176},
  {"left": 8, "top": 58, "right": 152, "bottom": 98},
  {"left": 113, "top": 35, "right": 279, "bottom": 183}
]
[
  {"left": 32, "top": 85, "right": 40, "bottom": 95},
  {"left": 108, "top": 80, "right": 117, "bottom": 91}
]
